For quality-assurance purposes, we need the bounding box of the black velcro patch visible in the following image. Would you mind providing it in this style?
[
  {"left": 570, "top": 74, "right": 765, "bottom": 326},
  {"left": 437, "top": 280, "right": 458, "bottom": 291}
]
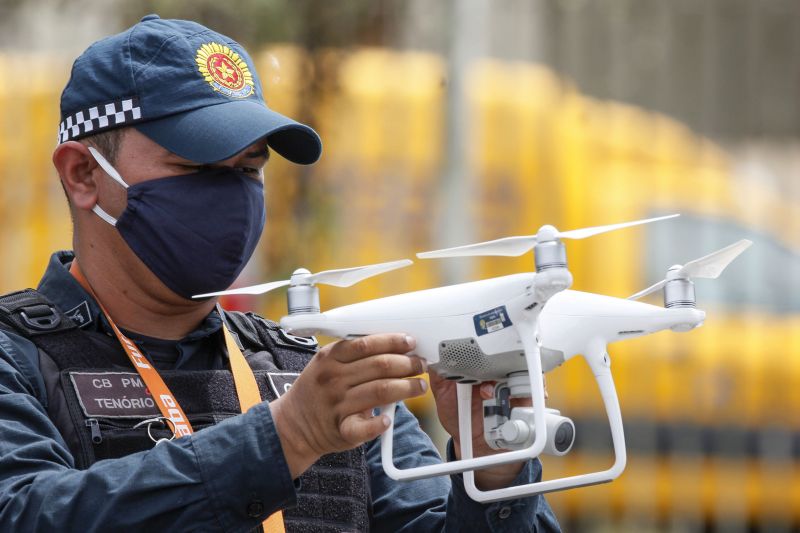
[
  {"left": 64, "top": 301, "right": 92, "bottom": 329},
  {"left": 266, "top": 372, "right": 300, "bottom": 398}
]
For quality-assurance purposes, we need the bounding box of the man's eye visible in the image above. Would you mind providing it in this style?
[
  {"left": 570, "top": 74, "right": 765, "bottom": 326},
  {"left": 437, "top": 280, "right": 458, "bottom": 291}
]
[
  {"left": 238, "top": 166, "right": 263, "bottom": 178},
  {"left": 179, "top": 164, "right": 261, "bottom": 178},
  {"left": 180, "top": 164, "right": 211, "bottom": 172}
]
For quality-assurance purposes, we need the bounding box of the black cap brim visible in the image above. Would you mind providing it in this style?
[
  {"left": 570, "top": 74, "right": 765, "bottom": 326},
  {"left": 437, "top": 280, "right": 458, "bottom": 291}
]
[{"left": 135, "top": 99, "right": 321, "bottom": 164}]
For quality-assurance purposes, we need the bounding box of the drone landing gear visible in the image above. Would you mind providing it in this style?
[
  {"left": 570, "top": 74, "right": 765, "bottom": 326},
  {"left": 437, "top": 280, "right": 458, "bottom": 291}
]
[
  {"left": 462, "top": 342, "right": 627, "bottom": 502},
  {"left": 379, "top": 319, "right": 549, "bottom": 481}
]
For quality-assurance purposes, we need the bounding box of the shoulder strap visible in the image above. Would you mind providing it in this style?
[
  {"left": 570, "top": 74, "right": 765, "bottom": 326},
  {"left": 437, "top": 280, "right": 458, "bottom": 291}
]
[
  {"left": 0, "top": 291, "right": 321, "bottom": 373},
  {"left": 0, "top": 289, "right": 76, "bottom": 337},
  {"left": 0, "top": 289, "right": 105, "bottom": 368}
]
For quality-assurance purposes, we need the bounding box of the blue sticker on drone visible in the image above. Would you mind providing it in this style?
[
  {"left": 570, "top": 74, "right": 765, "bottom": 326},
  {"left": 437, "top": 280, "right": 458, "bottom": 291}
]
[{"left": 473, "top": 306, "right": 513, "bottom": 336}]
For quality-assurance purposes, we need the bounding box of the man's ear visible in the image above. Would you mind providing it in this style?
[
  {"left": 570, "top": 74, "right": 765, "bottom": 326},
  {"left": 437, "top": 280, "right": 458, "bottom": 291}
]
[{"left": 53, "top": 141, "right": 100, "bottom": 211}]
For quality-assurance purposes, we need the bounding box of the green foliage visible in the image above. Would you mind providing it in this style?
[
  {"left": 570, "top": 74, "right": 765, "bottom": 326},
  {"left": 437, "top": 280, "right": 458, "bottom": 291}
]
[{"left": 118, "top": 0, "right": 405, "bottom": 49}]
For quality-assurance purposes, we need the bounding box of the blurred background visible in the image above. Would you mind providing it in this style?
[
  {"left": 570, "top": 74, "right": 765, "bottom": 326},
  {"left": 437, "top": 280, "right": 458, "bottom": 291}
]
[{"left": 0, "top": 0, "right": 798, "bottom": 531}]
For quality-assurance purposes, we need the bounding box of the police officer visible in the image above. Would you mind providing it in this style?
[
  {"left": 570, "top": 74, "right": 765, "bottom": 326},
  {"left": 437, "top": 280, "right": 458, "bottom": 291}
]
[{"left": 0, "top": 16, "right": 560, "bottom": 532}]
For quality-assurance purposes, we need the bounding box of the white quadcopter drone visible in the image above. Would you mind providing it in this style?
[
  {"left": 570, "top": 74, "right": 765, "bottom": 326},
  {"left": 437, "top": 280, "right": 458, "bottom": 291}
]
[{"left": 195, "top": 215, "right": 751, "bottom": 503}]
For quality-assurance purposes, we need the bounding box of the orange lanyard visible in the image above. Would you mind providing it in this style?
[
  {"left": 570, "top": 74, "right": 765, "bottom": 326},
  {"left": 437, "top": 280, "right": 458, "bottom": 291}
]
[{"left": 70, "top": 260, "right": 285, "bottom": 532}]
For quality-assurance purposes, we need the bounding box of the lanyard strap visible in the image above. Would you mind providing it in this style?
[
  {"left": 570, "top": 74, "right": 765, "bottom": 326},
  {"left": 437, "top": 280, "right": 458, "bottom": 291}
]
[
  {"left": 220, "top": 311, "right": 262, "bottom": 411},
  {"left": 71, "top": 261, "right": 193, "bottom": 436},
  {"left": 70, "top": 260, "right": 285, "bottom": 533},
  {"left": 219, "top": 309, "right": 285, "bottom": 533}
]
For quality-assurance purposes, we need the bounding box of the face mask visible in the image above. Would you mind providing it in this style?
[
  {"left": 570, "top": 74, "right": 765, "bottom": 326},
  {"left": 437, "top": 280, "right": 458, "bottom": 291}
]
[{"left": 87, "top": 147, "right": 266, "bottom": 299}]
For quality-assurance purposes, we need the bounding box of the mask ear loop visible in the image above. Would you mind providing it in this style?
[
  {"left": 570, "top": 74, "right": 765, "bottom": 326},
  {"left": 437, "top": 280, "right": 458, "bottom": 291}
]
[
  {"left": 87, "top": 146, "right": 129, "bottom": 226},
  {"left": 87, "top": 146, "right": 128, "bottom": 188}
]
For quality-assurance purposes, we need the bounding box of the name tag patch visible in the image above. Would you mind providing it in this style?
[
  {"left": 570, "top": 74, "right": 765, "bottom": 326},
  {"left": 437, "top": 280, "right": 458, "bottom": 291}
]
[
  {"left": 69, "top": 372, "right": 159, "bottom": 419},
  {"left": 473, "top": 305, "right": 513, "bottom": 336},
  {"left": 267, "top": 372, "right": 300, "bottom": 398}
]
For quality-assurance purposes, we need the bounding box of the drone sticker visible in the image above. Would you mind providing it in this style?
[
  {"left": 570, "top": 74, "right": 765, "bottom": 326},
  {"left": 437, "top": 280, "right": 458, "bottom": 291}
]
[{"left": 474, "top": 306, "right": 513, "bottom": 336}]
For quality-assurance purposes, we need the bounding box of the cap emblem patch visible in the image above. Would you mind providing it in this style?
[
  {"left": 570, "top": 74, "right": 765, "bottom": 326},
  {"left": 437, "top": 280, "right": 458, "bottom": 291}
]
[{"left": 196, "top": 43, "right": 254, "bottom": 98}]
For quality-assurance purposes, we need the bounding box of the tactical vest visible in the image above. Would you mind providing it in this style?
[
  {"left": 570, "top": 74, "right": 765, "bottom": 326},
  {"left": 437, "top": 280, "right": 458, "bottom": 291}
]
[{"left": 0, "top": 289, "right": 371, "bottom": 533}]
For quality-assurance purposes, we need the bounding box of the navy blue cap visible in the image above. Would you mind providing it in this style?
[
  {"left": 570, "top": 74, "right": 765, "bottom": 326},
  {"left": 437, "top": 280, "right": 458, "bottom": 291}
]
[{"left": 58, "top": 15, "right": 321, "bottom": 164}]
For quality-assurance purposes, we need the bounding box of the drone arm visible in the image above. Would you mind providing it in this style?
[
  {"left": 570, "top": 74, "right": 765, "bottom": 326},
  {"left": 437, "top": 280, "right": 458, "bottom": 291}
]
[{"left": 462, "top": 342, "right": 626, "bottom": 502}]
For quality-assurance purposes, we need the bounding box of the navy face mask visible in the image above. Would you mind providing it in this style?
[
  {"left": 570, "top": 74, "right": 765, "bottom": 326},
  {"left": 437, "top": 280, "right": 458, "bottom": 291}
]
[{"left": 88, "top": 147, "right": 266, "bottom": 299}]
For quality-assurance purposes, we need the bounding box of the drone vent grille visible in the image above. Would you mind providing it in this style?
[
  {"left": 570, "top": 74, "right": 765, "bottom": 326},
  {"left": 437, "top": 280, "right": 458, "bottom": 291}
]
[{"left": 439, "top": 339, "right": 491, "bottom": 378}]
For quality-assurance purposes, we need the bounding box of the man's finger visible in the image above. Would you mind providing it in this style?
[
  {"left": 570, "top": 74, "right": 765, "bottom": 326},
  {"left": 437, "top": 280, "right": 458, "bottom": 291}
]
[
  {"left": 428, "top": 371, "right": 445, "bottom": 387},
  {"left": 344, "top": 378, "right": 427, "bottom": 413},
  {"left": 509, "top": 397, "right": 533, "bottom": 408},
  {"left": 329, "top": 333, "right": 416, "bottom": 363},
  {"left": 339, "top": 411, "right": 390, "bottom": 445},
  {"left": 344, "top": 354, "right": 426, "bottom": 386},
  {"left": 478, "top": 377, "right": 547, "bottom": 402}
]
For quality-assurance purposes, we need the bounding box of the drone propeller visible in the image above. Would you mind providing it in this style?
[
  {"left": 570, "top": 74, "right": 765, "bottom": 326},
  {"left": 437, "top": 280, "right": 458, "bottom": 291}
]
[
  {"left": 628, "top": 239, "right": 752, "bottom": 301},
  {"left": 417, "top": 214, "right": 680, "bottom": 259},
  {"left": 193, "top": 259, "right": 413, "bottom": 299}
]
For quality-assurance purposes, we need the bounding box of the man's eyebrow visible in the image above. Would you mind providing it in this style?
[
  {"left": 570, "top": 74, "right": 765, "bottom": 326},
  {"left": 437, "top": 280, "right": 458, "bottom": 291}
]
[
  {"left": 165, "top": 147, "right": 269, "bottom": 164},
  {"left": 244, "top": 149, "right": 269, "bottom": 160}
]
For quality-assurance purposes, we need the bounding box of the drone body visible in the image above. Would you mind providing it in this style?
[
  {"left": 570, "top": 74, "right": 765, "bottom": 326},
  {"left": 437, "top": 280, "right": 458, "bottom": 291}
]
[
  {"left": 283, "top": 269, "right": 573, "bottom": 481},
  {"left": 282, "top": 270, "right": 570, "bottom": 382}
]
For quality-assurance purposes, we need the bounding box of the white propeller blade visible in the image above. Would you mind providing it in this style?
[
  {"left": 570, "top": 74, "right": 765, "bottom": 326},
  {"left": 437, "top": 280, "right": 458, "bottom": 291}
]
[
  {"left": 417, "top": 214, "right": 680, "bottom": 259},
  {"left": 306, "top": 259, "right": 413, "bottom": 287},
  {"left": 193, "top": 280, "right": 291, "bottom": 299},
  {"left": 193, "top": 259, "right": 412, "bottom": 299},
  {"left": 628, "top": 239, "right": 752, "bottom": 300},
  {"left": 677, "top": 239, "right": 752, "bottom": 279},
  {"left": 556, "top": 214, "right": 680, "bottom": 240},
  {"left": 417, "top": 236, "right": 538, "bottom": 258},
  {"left": 627, "top": 279, "right": 668, "bottom": 301}
]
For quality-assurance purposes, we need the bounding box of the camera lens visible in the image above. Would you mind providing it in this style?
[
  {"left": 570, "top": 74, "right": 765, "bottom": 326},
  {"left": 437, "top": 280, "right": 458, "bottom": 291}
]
[{"left": 554, "top": 422, "right": 574, "bottom": 453}]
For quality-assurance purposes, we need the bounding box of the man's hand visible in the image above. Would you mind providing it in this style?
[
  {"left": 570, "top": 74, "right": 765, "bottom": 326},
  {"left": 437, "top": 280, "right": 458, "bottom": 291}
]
[
  {"left": 269, "top": 334, "right": 426, "bottom": 478},
  {"left": 429, "top": 373, "right": 547, "bottom": 490}
]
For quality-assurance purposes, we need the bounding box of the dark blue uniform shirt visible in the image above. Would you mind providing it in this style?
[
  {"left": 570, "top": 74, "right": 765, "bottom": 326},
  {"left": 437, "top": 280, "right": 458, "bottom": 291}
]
[{"left": 0, "top": 252, "right": 561, "bottom": 532}]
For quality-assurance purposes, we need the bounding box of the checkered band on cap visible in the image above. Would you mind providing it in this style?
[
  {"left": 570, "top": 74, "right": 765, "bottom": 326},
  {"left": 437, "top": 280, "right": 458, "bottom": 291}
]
[{"left": 58, "top": 98, "right": 142, "bottom": 143}]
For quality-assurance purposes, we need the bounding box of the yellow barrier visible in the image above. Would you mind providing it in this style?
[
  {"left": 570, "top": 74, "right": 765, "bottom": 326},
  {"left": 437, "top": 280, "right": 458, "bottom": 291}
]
[{"left": 0, "top": 47, "right": 795, "bottom": 529}]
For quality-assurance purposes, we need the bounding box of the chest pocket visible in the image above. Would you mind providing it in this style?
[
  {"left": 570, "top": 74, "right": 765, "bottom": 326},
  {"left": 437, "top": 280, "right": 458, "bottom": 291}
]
[{"left": 61, "top": 368, "right": 279, "bottom": 468}]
